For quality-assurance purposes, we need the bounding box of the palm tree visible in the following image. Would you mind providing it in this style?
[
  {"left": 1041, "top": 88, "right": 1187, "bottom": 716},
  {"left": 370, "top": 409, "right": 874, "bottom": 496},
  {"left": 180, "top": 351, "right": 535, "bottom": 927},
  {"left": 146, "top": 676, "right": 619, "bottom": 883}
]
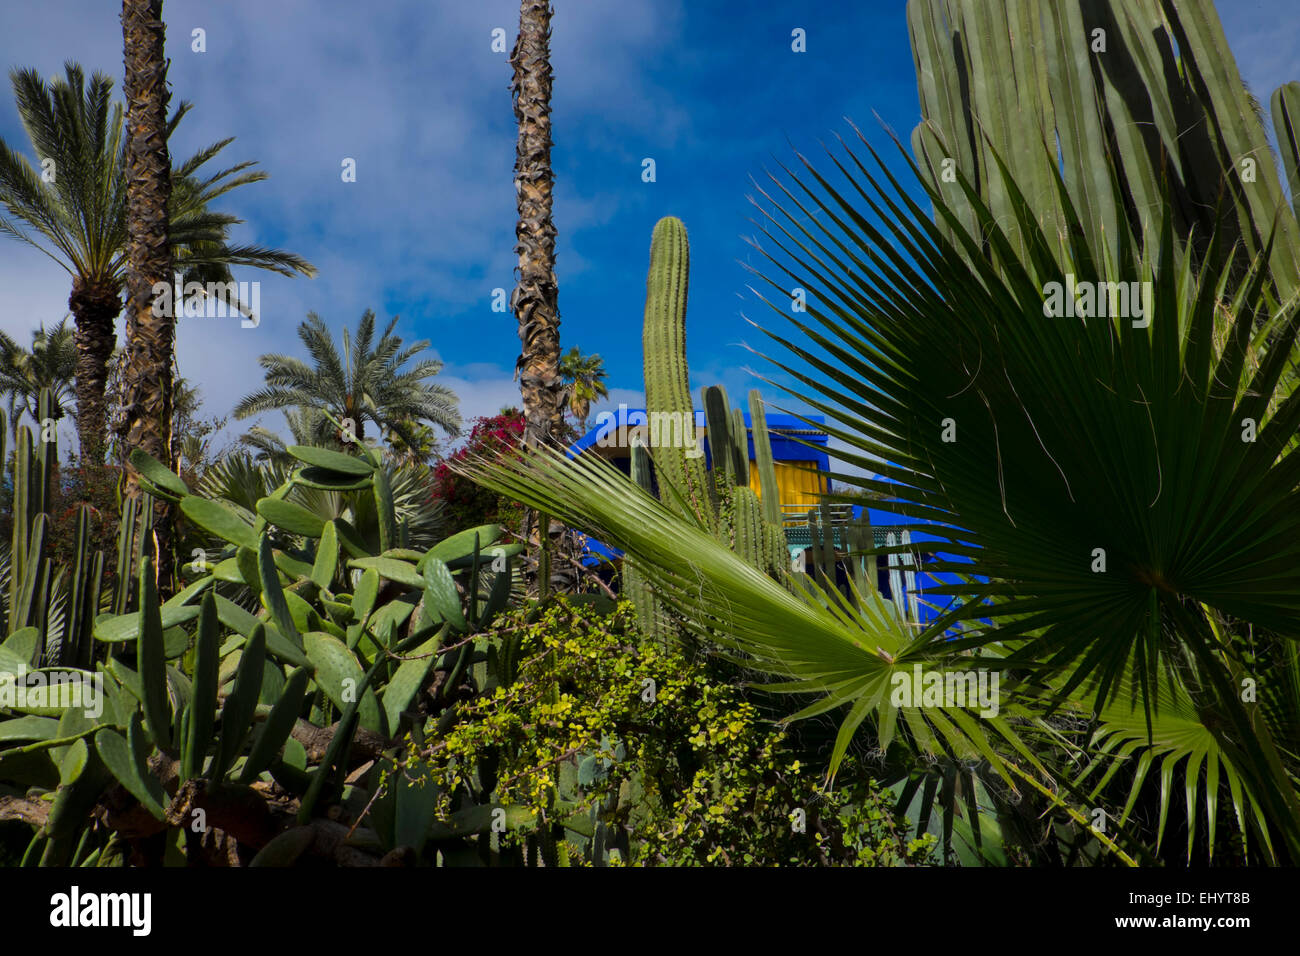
[
  {"left": 0, "top": 317, "right": 76, "bottom": 435},
  {"left": 558, "top": 346, "right": 607, "bottom": 431},
  {"left": 0, "top": 62, "right": 315, "bottom": 465},
  {"left": 233, "top": 310, "right": 461, "bottom": 452},
  {"left": 510, "top": 0, "right": 564, "bottom": 447}
]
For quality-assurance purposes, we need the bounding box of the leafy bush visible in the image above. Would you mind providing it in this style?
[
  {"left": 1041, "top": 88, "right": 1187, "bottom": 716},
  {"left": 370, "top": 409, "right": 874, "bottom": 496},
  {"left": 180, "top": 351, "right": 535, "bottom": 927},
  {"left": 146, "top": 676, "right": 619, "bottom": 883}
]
[{"left": 410, "top": 598, "right": 936, "bottom": 866}]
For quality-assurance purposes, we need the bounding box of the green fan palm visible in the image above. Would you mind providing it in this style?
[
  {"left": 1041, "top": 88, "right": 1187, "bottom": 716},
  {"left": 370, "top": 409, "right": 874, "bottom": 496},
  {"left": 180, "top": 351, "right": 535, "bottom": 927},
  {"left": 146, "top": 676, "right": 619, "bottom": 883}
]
[
  {"left": 739, "top": 127, "right": 1300, "bottom": 859},
  {"left": 233, "top": 310, "right": 462, "bottom": 450},
  {"left": 0, "top": 62, "right": 315, "bottom": 463},
  {"left": 459, "top": 444, "right": 1149, "bottom": 862}
]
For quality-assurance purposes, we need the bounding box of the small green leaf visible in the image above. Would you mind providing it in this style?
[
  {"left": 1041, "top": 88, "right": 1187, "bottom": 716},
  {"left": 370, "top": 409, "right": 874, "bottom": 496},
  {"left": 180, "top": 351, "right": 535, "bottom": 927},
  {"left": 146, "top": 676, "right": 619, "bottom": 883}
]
[
  {"left": 137, "top": 558, "right": 171, "bottom": 750},
  {"left": 182, "top": 594, "right": 220, "bottom": 781},
  {"left": 381, "top": 629, "right": 443, "bottom": 734},
  {"left": 93, "top": 605, "right": 200, "bottom": 643},
  {"left": 239, "top": 666, "right": 310, "bottom": 784},
  {"left": 273, "top": 550, "right": 315, "bottom": 581},
  {"left": 303, "top": 632, "right": 384, "bottom": 735},
  {"left": 259, "top": 536, "right": 300, "bottom": 646},
  {"left": 161, "top": 574, "right": 214, "bottom": 610},
  {"left": 212, "top": 625, "right": 266, "bottom": 780},
  {"left": 283, "top": 589, "right": 317, "bottom": 635},
  {"left": 237, "top": 546, "right": 262, "bottom": 592},
  {"left": 420, "top": 525, "right": 504, "bottom": 570},
  {"left": 395, "top": 756, "right": 440, "bottom": 854},
  {"left": 372, "top": 467, "right": 396, "bottom": 553},
  {"left": 0, "top": 715, "right": 59, "bottom": 743},
  {"left": 105, "top": 659, "right": 143, "bottom": 704},
  {"left": 294, "top": 467, "right": 373, "bottom": 491},
  {"left": 2, "top": 627, "right": 40, "bottom": 665},
  {"left": 59, "top": 737, "right": 88, "bottom": 786},
  {"left": 379, "top": 548, "right": 424, "bottom": 562},
  {"left": 352, "top": 568, "right": 380, "bottom": 622},
  {"left": 212, "top": 594, "right": 258, "bottom": 635},
  {"left": 334, "top": 517, "right": 370, "bottom": 559},
  {"left": 312, "top": 522, "right": 339, "bottom": 589},
  {"left": 422, "top": 559, "right": 466, "bottom": 631}
]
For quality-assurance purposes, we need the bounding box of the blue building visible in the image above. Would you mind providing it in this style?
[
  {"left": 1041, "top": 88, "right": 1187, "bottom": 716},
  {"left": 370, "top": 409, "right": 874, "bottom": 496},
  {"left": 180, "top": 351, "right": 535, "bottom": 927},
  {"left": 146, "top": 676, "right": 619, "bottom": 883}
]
[{"left": 569, "top": 406, "right": 961, "bottom": 626}]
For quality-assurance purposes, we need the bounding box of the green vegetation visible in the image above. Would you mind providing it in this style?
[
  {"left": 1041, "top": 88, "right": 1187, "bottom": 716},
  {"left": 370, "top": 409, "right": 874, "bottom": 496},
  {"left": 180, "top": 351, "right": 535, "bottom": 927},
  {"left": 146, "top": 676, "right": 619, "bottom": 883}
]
[
  {"left": 233, "top": 310, "right": 462, "bottom": 454},
  {"left": 0, "top": 63, "right": 314, "bottom": 463},
  {"left": 4, "top": 0, "right": 1300, "bottom": 872}
]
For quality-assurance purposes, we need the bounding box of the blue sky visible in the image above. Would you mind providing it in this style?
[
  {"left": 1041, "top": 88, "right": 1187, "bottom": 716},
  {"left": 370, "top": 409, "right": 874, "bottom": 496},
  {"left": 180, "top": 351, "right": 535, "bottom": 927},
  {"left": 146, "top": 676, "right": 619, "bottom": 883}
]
[{"left": 0, "top": 0, "right": 1298, "bottom": 450}]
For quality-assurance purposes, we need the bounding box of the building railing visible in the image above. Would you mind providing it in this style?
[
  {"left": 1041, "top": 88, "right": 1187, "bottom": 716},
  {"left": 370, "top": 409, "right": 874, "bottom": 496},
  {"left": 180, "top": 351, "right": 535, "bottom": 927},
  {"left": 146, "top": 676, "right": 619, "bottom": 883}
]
[{"left": 782, "top": 505, "right": 923, "bottom": 624}]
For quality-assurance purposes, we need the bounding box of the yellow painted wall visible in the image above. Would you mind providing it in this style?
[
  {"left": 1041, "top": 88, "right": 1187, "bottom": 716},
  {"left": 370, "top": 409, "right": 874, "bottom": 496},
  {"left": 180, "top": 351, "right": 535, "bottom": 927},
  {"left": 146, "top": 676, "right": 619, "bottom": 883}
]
[{"left": 748, "top": 460, "right": 827, "bottom": 510}]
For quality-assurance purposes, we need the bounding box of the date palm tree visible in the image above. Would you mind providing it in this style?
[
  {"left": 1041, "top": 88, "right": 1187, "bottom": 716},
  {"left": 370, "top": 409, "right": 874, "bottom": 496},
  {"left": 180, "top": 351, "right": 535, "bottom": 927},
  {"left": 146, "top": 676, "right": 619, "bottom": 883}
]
[
  {"left": 233, "top": 310, "right": 461, "bottom": 453},
  {"left": 510, "top": 0, "right": 564, "bottom": 447},
  {"left": 0, "top": 316, "right": 76, "bottom": 436},
  {"left": 0, "top": 61, "right": 315, "bottom": 465},
  {"left": 558, "top": 346, "right": 607, "bottom": 431}
]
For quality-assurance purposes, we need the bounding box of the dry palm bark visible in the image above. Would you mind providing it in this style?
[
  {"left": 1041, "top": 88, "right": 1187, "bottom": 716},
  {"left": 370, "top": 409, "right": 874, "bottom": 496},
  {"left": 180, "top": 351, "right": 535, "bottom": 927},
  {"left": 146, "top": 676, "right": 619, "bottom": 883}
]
[
  {"left": 120, "top": 0, "right": 174, "bottom": 574},
  {"left": 68, "top": 276, "right": 120, "bottom": 467},
  {"left": 510, "top": 1, "right": 565, "bottom": 591},
  {"left": 510, "top": 0, "right": 564, "bottom": 448}
]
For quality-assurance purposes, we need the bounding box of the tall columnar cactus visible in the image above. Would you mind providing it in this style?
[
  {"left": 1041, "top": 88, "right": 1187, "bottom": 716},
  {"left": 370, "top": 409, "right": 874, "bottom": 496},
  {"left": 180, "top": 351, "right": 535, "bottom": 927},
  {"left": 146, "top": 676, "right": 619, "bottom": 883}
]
[
  {"left": 748, "top": 390, "right": 782, "bottom": 527},
  {"left": 2, "top": 389, "right": 118, "bottom": 672},
  {"left": 746, "top": 391, "right": 795, "bottom": 578},
  {"left": 908, "top": 0, "right": 1300, "bottom": 296},
  {"left": 701, "top": 385, "right": 787, "bottom": 577},
  {"left": 642, "top": 217, "right": 712, "bottom": 530},
  {"left": 9, "top": 423, "right": 40, "bottom": 633},
  {"left": 628, "top": 219, "right": 792, "bottom": 638}
]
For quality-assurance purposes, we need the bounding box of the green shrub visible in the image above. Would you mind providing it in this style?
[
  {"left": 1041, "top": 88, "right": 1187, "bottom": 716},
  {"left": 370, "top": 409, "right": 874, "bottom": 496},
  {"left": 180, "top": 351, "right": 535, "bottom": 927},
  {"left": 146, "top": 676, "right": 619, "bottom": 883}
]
[{"left": 412, "top": 598, "right": 936, "bottom": 866}]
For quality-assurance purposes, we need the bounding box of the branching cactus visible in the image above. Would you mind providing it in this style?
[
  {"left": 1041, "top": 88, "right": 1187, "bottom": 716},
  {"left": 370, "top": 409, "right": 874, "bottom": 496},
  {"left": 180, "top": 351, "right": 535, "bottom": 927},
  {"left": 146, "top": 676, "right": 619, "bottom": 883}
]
[
  {"left": 641, "top": 217, "right": 713, "bottom": 531},
  {"left": 629, "top": 219, "right": 791, "bottom": 639}
]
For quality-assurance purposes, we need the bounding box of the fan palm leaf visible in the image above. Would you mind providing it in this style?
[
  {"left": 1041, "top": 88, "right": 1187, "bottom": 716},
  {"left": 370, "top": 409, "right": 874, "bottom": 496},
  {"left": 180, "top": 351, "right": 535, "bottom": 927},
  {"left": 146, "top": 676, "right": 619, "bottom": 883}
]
[{"left": 736, "top": 126, "right": 1300, "bottom": 857}]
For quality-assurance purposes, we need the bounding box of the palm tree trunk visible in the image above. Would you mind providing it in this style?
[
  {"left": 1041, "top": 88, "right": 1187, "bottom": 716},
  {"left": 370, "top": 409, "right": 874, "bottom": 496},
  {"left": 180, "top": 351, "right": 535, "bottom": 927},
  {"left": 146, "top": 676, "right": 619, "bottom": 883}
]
[
  {"left": 120, "top": 0, "right": 175, "bottom": 585},
  {"left": 68, "top": 276, "right": 121, "bottom": 467},
  {"left": 510, "top": 0, "right": 564, "bottom": 448},
  {"left": 510, "top": 1, "right": 565, "bottom": 596}
]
